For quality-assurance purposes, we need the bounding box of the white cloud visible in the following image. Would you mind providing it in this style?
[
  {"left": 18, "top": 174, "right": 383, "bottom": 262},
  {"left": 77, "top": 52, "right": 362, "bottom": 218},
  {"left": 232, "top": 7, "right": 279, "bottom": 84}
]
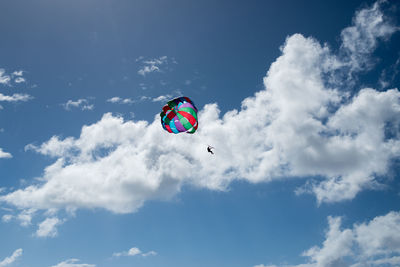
[
  {"left": 1, "top": 214, "right": 12, "bottom": 223},
  {"left": 354, "top": 211, "right": 400, "bottom": 259},
  {"left": 50, "top": 259, "right": 95, "bottom": 267},
  {"left": 0, "top": 69, "right": 11, "bottom": 85},
  {"left": 138, "top": 56, "right": 168, "bottom": 76},
  {"left": 135, "top": 56, "right": 144, "bottom": 62},
  {"left": 113, "top": 247, "right": 141, "bottom": 257},
  {"left": 340, "top": 0, "right": 399, "bottom": 73},
  {"left": 139, "top": 95, "right": 150, "bottom": 101},
  {"left": 35, "top": 217, "right": 62, "bottom": 238},
  {"left": 301, "top": 216, "right": 354, "bottom": 267},
  {"left": 0, "top": 249, "right": 22, "bottom": 267},
  {"left": 25, "top": 136, "right": 75, "bottom": 158},
  {"left": 0, "top": 93, "right": 32, "bottom": 102},
  {"left": 17, "top": 209, "right": 35, "bottom": 227},
  {"left": 107, "top": 97, "right": 134, "bottom": 104},
  {"left": 138, "top": 65, "right": 159, "bottom": 76},
  {"left": 12, "top": 70, "right": 23, "bottom": 76},
  {"left": 0, "top": 0, "right": 399, "bottom": 233},
  {"left": 1, "top": 69, "right": 27, "bottom": 85},
  {"left": 142, "top": 251, "right": 157, "bottom": 257},
  {"left": 0, "top": 148, "right": 12, "bottom": 159},
  {"left": 113, "top": 247, "right": 157, "bottom": 257},
  {"left": 379, "top": 57, "right": 400, "bottom": 89},
  {"left": 62, "top": 99, "right": 94, "bottom": 111},
  {"left": 356, "top": 256, "right": 400, "bottom": 267},
  {"left": 152, "top": 94, "right": 172, "bottom": 102},
  {"left": 255, "top": 211, "right": 400, "bottom": 267},
  {"left": 107, "top": 97, "right": 122, "bottom": 103},
  {"left": 14, "top": 77, "right": 26, "bottom": 84},
  {"left": 139, "top": 83, "right": 148, "bottom": 90},
  {"left": 138, "top": 94, "right": 174, "bottom": 103}
]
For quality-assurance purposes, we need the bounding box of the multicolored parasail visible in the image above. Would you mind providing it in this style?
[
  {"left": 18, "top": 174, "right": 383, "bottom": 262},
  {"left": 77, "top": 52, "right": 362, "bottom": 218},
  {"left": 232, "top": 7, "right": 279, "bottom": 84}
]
[{"left": 160, "top": 96, "right": 198, "bottom": 134}]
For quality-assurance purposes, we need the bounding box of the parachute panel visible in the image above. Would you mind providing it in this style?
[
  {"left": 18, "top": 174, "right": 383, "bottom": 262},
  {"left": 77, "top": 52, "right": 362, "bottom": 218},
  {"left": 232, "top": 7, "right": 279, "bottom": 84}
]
[{"left": 160, "top": 96, "right": 198, "bottom": 134}]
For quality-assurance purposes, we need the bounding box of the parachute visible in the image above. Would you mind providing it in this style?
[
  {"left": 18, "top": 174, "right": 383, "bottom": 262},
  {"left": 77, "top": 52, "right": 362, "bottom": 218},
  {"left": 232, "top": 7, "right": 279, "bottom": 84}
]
[{"left": 160, "top": 96, "right": 198, "bottom": 134}]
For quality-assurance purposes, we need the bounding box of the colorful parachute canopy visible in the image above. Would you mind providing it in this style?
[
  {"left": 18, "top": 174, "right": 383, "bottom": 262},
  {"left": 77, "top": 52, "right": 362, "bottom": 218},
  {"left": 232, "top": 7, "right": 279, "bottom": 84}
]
[{"left": 160, "top": 96, "right": 198, "bottom": 134}]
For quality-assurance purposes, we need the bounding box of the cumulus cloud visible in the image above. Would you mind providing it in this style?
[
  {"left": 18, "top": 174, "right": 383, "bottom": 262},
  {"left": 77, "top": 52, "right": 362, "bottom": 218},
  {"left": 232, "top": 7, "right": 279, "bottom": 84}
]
[
  {"left": 0, "top": 249, "right": 22, "bottom": 267},
  {"left": 138, "top": 56, "right": 168, "bottom": 76},
  {"left": 254, "top": 211, "right": 400, "bottom": 267},
  {"left": 0, "top": 93, "right": 32, "bottom": 102},
  {"left": 62, "top": 99, "right": 94, "bottom": 111},
  {"left": 113, "top": 247, "right": 157, "bottom": 257},
  {"left": 0, "top": 0, "right": 399, "bottom": 233},
  {"left": 50, "top": 259, "right": 95, "bottom": 267},
  {"left": 0, "top": 148, "right": 12, "bottom": 159}
]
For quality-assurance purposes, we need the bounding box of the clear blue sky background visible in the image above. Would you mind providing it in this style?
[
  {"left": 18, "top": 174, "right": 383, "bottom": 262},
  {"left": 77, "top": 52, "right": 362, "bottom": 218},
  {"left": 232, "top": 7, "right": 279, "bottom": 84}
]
[{"left": 0, "top": 1, "right": 400, "bottom": 267}]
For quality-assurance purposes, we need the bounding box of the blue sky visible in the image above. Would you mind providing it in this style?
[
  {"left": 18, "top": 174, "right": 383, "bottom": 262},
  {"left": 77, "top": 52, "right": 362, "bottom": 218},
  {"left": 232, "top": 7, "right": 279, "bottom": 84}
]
[{"left": 1, "top": 0, "right": 400, "bottom": 266}]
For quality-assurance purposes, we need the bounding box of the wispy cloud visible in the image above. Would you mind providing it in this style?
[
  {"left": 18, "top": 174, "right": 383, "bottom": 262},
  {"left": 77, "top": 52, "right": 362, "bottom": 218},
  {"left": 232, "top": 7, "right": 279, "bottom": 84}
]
[
  {"left": 12, "top": 70, "right": 23, "bottom": 76},
  {"left": 62, "top": 99, "right": 94, "bottom": 111},
  {"left": 0, "top": 249, "right": 22, "bottom": 267},
  {"left": 0, "top": 148, "right": 12, "bottom": 159},
  {"left": 1, "top": 211, "right": 34, "bottom": 227},
  {"left": 0, "top": 69, "right": 11, "bottom": 85},
  {"left": 14, "top": 77, "right": 26, "bottom": 84},
  {"left": 17, "top": 209, "right": 35, "bottom": 227},
  {"left": 113, "top": 247, "right": 157, "bottom": 257},
  {"left": 151, "top": 94, "right": 172, "bottom": 102},
  {"left": 107, "top": 94, "right": 173, "bottom": 104},
  {"left": 379, "top": 56, "right": 400, "bottom": 89},
  {"left": 139, "top": 83, "right": 147, "bottom": 90},
  {"left": 50, "top": 259, "right": 95, "bottom": 267},
  {"left": 340, "top": 0, "right": 399, "bottom": 73},
  {"left": 1, "top": 214, "right": 12, "bottom": 222},
  {"left": 35, "top": 217, "right": 63, "bottom": 238},
  {"left": 107, "top": 97, "right": 135, "bottom": 104},
  {"left": 0, "top": 93, "right": 32, "bottom": 102},
  {"left": 137, "top": 56, "right": 168, "bottom": 76},
  {"left": 142, "top": 251, "right": 157, "bottom": 257},
  {"left": 138, "top": 94, "right": 177, "bottom": 103},
  {"left": 0, "top": 69, "right": 28, "bottom": 85}
]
